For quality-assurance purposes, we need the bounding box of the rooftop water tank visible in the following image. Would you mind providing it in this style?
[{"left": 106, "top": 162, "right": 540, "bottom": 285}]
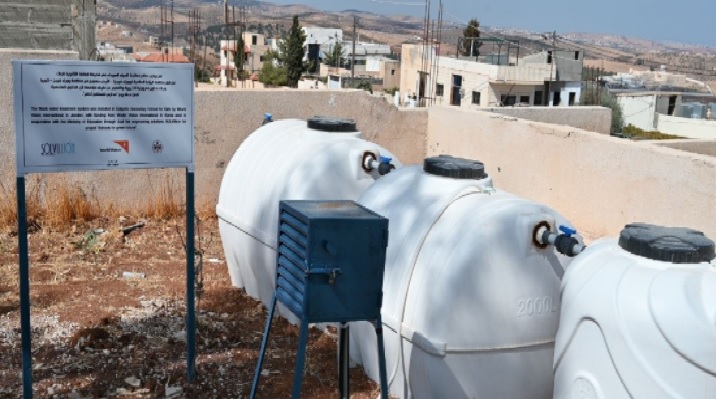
[
  {"left": 553, "top": 223, "right": 716, "bottom": 399},
  {"left": 348, "top": 156, "right": 581, "bottom": 399},
  {"left": 216, "top": 117, "right": 401, "bottom": 318}
]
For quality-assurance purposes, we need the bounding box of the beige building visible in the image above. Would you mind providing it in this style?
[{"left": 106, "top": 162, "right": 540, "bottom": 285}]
[
  {"left": 242, "top": 32, "right": 273, "bottom": 73},
  {"left": 401, "top": 44, "right": 584, "bottom": 108}
]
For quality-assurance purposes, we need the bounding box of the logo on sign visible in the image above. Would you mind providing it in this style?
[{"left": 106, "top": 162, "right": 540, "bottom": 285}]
[
  {"left": 100, "top": 140, "right": 130, "bottom": 154},
  {"left": 41, "top": 142, "right": 75, "bottom": 156},
  {"left": 113, "top": 140, "right": 130, "bottom": 153},
  {"left": 152, "top": 140, "right": 163, "bottom": 154}
]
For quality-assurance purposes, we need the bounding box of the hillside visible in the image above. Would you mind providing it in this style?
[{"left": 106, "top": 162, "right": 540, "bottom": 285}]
[{"left": 97, "top": 0, "right": 716, "bottom": 80}]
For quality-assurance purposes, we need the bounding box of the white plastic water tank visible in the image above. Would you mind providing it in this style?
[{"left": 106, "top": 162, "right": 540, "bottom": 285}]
[
  {"left": 553, "top": 223, "right": 716, "bottom": 399},
  {"left": 216, "top": 117, "right": 401, "bottom": 316},
  {"left": 349, "top": 156, "right": 581, "bottom": 399}
]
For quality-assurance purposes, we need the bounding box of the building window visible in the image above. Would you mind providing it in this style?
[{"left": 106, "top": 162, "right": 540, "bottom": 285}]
[
  {"left": 391, "top": 69, "right": 395, "bottom": 76},
  {"left": 501, "top": 95, "right": 516, "bottom": 106},
  {"left": 547, "top": 51, "right": 553, "bottom": 64},
  {"left": 574, "top": 51, "right": 580, "bottom": 60},
  {"left": 252, "top": 35, "right": 258, "bottom": 45},
  {"left": 436, "top": 84, "right": 444, "bottom": 97},
  {"left": 534, "top": 91, "right": 543, "bottom": 105},
  {"left": 553, "top": 91, "right": 561, "bottom": 106},
  {"left": 472, "top": 91, "right": 481, "bottom": 105},
  {"left": 568, "top": 92, "right": 576, "bottom": 106},
  {"left": 520, "top": 95, "right": 530, "bottom": 105},
  {"left": 259, "top": 56, "right": 265, "bottom": 62}
]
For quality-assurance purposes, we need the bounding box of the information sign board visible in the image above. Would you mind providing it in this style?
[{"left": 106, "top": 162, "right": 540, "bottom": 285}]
[{"left": 13, "top": 61, "right": 194, "bottom": 175}]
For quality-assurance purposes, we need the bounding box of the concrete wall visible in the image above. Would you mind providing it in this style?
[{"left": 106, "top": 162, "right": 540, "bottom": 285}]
[
  {"left": 484, "top": 106, "right": 612, "bottom": 134},
  {"left": 657, "top": 114, "right": 716, "bottom": 139},
  {"left": 0, "top": 1, "right": 94, "bottom": 59},
  {"left": 427, "top": 107, "right": 716, "bottom": 240},
  {"left": 191, "top": 89, "right": 427, "bottom": 204},
  {"left": 618, "top": 94, "right": 657, "bottom": 131},
  {"left": 652, "top": 139, "right": 716, "bottom": 157}
]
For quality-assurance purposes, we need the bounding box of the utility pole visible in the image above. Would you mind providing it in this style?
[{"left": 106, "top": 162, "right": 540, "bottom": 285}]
[
  {"left": 223, "top": 0, "right": 228, "bottom": 87},
  {"left": 547, "top": 30, "right": 555, "bottom": 106},
  {"left": 170, "top": 0, "right": 174, "bottom": 59},
  {"left": 352, "top": 16, "right": 356, "bottom": 88}
]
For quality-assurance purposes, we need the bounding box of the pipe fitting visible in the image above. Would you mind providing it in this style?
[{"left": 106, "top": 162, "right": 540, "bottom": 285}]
[{"left": 535, "top": 224, "right": 585, "bottom": 257}]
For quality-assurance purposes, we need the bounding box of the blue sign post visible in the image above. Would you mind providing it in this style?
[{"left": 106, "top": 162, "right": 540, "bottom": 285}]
[{"left": 13, "top": 60, "right": 197, "bottom": 397}]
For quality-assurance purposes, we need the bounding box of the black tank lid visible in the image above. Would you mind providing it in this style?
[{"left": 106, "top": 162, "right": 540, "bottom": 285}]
[
  {"left": 307, "top": 116, "right": 358, "bottom": 132},
  {"left": 618, "top": 223, "right": 715, "bottom": 264},
  {"left": 423, "top": 155, "right": 487, "bottom": 180}
]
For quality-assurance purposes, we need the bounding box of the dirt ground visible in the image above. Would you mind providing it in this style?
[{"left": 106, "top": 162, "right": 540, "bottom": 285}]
[{"left": 0, "top": 217, "right": 380, "bottom": 398}]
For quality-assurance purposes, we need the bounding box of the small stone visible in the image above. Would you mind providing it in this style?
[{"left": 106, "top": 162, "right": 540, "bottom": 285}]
[
  {"left": 172, "top": 331, "right": 186, "bottom": 341},
  {"left": 165, "top": 386, "right": 183, "bottom": 398},
  {"left": 47, "top": 387, "right": 54, "bottom": 395},
  {"left": 124, "top": 376, "right": 141, "bottom": 388},
  {"left": 261, "top": 369, "right": 269, "bottom": 377}
]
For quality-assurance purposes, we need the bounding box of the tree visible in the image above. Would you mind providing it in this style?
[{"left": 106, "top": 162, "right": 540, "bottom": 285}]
[
  {"left": 461, "top": 19, "right": 482, "bottom": 57},
  {"left": 284, "top": 15, "right": 308, "bottom": 88},
  {"left": 581, "top": 89, "right": 623, "bottom": 133},
  {"left": 233, "top": 35, "right": 246, "bottom": 80},
  {"left": 324, "top": 42, "right": 343, "bottom": 68},
  {"left": 258, "top": 51, "right": 288, "bottom": 87}
]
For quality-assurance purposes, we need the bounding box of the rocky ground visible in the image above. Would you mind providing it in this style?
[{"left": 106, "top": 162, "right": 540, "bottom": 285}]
[{"left": 0, "top": 217, "right": 380, "bottom": 398}]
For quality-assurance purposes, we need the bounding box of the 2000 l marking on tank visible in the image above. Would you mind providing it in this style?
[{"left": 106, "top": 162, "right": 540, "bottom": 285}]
[{"left": 517, "top": 296, "right": 558, "bottom": 317}]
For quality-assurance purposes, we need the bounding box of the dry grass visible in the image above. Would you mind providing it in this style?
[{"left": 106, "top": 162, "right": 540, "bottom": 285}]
[
  {"left": 0, "top": 175, "right": 215, "bottom": 229},
  {"left": 44, "top": 182, "right": 101, "bottom": 226},
  {"left": 144, "top": 178, "right": 183, "bottom": 220}
]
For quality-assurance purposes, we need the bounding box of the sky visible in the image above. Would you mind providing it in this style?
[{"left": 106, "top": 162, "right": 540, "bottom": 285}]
[{"left": 266, "top": 0, "right": 716, "bottom": 47}]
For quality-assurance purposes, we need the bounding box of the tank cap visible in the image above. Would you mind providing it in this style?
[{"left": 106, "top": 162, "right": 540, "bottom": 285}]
[
  {"left": 307, "top": 116, "right": 358, "bottom": 132},
  {"left": 618, "top": 223, "right": 715, "bottom": 264},
  {"left": 423, "top": 155, "right": 487, "bottom": 179}
]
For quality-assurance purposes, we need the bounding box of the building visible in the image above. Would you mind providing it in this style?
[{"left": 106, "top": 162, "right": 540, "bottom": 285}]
[
  {"left": 522, "top": 50, "right": 585, "bottom": 106},
  {"left": 134, "top": 50, "right": 190, "bottom": 63},
  {"left": 0, "top": 0, "right": 96, "bottom": 59},
  {"left": 97, "top": 42, "right": 136, "bottom": 62},
  {"left": 243, "top": 32, "right": 273, "bottom": 73},
  {"left": 606, "top": 69, "right": 716, "bottom": 138},
  {"left": 303, "top": 26, "right": 342, "bottom": 55},
  {"left": 216, "top": 40, "right": 247, "bottom": 86},
  {"left": 400, "top": 44, "right": 583, "bottom": 108}
]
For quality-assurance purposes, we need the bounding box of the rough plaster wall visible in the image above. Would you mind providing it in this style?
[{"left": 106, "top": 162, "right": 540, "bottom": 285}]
[
  {"left": 654, "top": 139, "right": 716, "bottom": 157},
  {"left": 485, "top": 106, "right": 612, "bottom": 134},
  {"left": 193, "top": 89, "right": 427, "bottom": 204},
  {"left": 427, "top": 107, "right": 716, "bottom": 240},
  {"left": 0, "top": 0, "right": 73, "bottom": 50}
]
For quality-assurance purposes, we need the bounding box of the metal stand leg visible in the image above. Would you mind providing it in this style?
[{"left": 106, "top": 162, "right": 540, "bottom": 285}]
[
  {"left": 250, "top": 294, "right": 278, "bottom": 399},
  {"left": 338, "top": 323, "right": 350, "bottom": 399},
  {"left": 291, "top": 318, "right": 310, "bottom": 399},
  {"left": 17, "top": 177, "right": 33, "bottom": 399},
  {"left": 375, "top": 317, "right": 389, "bottom": 399}
]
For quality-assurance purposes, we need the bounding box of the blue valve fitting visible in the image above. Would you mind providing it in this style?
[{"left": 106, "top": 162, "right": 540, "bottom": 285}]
[{"left": 559, "top": 225, "right": 577, "bottom": 237}]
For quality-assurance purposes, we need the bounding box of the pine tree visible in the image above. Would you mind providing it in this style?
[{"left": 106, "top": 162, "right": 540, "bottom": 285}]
[
  {"left": 324, "top": 42, "right": 343, "bottom": 68},
  {"left": 462, "top": 19, "right": 482, "bottom": 57},
  {"left": 284, "top": 15, "right": 307, "bottom": 88}
]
